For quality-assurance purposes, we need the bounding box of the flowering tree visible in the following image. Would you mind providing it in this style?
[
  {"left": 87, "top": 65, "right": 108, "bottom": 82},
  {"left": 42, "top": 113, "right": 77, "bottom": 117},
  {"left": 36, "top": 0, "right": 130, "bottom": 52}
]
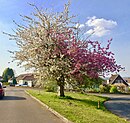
[{"left": 7, "top": 2, "right": 123, "bottom": 97}]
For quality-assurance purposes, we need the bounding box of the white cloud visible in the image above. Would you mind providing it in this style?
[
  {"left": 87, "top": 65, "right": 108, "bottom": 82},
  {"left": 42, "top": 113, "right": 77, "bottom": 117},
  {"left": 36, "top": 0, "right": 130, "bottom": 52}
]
[
  {"left": 75, "top": 23, "right": 85, "bottom": 28},
  {"left": 85, "top": 16, "right": 117, "bottom": 37}
]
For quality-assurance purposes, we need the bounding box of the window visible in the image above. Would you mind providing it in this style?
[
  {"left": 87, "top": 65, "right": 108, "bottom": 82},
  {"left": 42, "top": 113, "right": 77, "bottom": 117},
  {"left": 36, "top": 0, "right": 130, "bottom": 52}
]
[{"left": 115, "top": 80, "right": 122, "bottom": 83}]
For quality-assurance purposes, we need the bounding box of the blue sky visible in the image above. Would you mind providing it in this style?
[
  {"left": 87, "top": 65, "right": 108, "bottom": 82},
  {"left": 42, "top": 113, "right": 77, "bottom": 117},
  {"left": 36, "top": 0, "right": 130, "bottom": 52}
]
[{"left": 0, "top": 0, "right": 130, "bottom": 77}]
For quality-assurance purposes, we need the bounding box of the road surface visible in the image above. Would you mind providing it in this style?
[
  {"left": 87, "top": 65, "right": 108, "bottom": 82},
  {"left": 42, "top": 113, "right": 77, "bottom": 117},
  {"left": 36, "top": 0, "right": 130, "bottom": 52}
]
[
  {"left": 0, "top": 87, "right": 64, "bottom": 123},
  {"left": 89, "top": 93, "right": 130, "bottom": 121}
]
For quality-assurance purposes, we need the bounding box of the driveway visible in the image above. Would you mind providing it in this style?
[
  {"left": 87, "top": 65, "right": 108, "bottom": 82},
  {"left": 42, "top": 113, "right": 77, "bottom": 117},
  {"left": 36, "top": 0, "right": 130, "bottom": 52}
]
[
  {"left": 0, "top": 86, "right": 64, "bottom": 123},
  {"left": 89, "top": 93, "right": 130, "bottom": 121}
]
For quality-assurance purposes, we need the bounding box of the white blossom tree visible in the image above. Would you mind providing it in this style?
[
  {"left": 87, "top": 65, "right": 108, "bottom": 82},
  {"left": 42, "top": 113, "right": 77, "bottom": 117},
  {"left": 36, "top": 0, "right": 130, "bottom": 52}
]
[{"left": 6, "top": 2, "right": 122, "bottom": 97}]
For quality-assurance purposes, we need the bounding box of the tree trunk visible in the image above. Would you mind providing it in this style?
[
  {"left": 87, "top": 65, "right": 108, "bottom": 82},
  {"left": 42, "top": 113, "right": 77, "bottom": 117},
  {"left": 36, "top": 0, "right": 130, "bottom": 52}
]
[
  {"left": 57, "top": 75, "right": 65, "bottom": 97},
  {"left": 59, "top": 84, "right": 65, "bottom": 97}
]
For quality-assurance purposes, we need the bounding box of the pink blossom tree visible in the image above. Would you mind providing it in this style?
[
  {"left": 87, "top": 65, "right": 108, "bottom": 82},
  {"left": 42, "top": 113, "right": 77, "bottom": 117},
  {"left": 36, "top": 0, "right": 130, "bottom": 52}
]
[{"left": 7, "top": 2, "right": 123, "bottom": 97}]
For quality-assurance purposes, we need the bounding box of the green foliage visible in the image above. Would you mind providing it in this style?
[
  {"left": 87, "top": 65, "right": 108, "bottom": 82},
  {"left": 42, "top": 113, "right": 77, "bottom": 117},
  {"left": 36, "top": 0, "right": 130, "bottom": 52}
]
[
  {"left": 44, "top": 78, "right": 57, "bottom": 92},
  {"left": 86, "top": 88, "right": 100, "bottom": 93},
  {"left": 99, "top": 84, "right": 111, "bottom": 93},
  {"left": 12, "top": 77, "right": 17, "bottom": 84},
  {"left": 2, "top": 82, "right": 9, "bottom": 85},
  {"left": 74, "top": 76, "right": 104, "bottom": 93},
  {"left": 128, "top": 87, "right": 130, "bottom": 92},
  {"left": 99, "top": 85, "right": 106, "bottom": 93},
  {"left": 82, "top": 76, "right": 104, "bottom": 88},
  {"left": 2, "top": 67, "right": 15, "bottom": 82},
  {"left": 110, "top": 86, "right": 118, "bottom": 93},
  {"left": 58, "top": 95, "right": 73, "bottom": 99},
  {"left": 2, "top": 74, "right": 8, "bottom": 82},
  {"left": 99, "top": 85, "right": 119, "bottom": 93}
]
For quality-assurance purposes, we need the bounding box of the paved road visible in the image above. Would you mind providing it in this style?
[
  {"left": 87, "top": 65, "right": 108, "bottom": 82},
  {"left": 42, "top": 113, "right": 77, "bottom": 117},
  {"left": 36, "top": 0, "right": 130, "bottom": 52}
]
[
  {"left": 0, "top": 87, "right": 64, "bottom": 123},
  {"left": 89, "top": 93, "right": 130, "bottom": 121}
]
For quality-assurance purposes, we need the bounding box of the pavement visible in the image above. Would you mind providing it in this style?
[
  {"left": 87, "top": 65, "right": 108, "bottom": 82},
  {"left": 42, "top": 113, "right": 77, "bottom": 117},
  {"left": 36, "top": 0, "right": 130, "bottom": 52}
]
[
  {"left": 89, "top": 93, "right": 130, "bottom": 121},
  {"left": 0, "top": 87, "right": 65, "bottom": 123}
]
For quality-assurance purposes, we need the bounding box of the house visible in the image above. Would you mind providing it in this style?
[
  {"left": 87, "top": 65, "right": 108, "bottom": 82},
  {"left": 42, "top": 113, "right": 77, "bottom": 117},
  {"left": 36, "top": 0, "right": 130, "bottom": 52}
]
[
  {"left": 124, "top": 77, "right": 130, "bottom": 86},
  {"left": 8, "top": 78, "right": 13, "bottom": 83},
  {"left": 16, "top": 73, "right": 36, "bottom": 87},
  {"left": 107, "top": 74, "right": 129, "bottom": 92}
]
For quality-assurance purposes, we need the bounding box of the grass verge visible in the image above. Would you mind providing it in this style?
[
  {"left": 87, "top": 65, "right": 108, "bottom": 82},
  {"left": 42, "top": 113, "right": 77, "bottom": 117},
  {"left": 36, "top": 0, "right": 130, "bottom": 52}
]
[{"left": 27, "top": 90, "right": 129, "bottom": 123}]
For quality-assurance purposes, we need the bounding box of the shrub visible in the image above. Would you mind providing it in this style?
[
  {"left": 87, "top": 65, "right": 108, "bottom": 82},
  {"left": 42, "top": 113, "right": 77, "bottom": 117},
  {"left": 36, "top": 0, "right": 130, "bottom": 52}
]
[
  {"left": 129, "top": 87, "right": 130, "bottom": 92},
  {"left": 44, "top": 79, "right": 57, "bottom": 92},
  {"left": 2, "top": 82, "right": 9, "bottom": 85},
  {"left": 99, "top": 84, "right": 111, "bottom": 93},
  {"left": 116, "top": 85, "right": 125, "bottom": 92},
  {"left": 86, "top": 88, "right": 100, "bottom": 93},
  {"left": 99, "top": 85, "right": 106, "bottom": 93},
  {"left": 110, "top": 86, "right": 118, "bottom": 93}
]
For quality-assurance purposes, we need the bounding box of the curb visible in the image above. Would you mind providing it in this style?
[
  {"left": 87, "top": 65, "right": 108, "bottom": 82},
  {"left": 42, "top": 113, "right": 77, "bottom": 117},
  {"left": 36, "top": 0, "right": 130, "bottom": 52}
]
[{"left": 25, "top": 91, "right": 73, "bottom": 123}]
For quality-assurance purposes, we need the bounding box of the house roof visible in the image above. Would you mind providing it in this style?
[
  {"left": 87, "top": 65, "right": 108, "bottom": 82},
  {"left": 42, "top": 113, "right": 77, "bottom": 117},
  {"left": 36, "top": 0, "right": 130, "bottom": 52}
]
[
  {"left": 109, "top": 74, "right": 128, "bottom": 86},
  {"left": 109, "top": 74, "right": 119, "bottom": 84},
  {"left": 124, "top": 78, "right": 130, "bottom": 83},
  {"left": 16, "top": 73, "right": 35, "bottom": 81}
]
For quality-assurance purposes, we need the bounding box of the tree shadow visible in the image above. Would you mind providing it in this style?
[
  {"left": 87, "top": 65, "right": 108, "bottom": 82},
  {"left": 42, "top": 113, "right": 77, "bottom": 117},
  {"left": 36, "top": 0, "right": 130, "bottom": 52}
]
[
  {"left": 1, "top": 96, "right": 26, "bottom": 100},
  {"left": 58, "top": 96, "right": 106, "bottom": 111},
  {"left": 72, "top": 98, "right": 105, "bottom": 110}
]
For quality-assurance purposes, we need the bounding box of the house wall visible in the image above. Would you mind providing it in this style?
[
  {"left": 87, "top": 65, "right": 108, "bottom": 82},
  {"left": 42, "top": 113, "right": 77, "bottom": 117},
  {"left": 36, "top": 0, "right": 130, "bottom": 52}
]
[
  {"left": 125, "top": 86, "right": 129, "bottom": 92},
  {"left": 18, "top": 80, "right": 33, "bottom": 87},
  {"left": 27, "top": 80, "right": 33, "bottom": 87},
  {"left": 107, "top": 80, "right": 110, "bottom": 84},
  {"left": 8, "top": 80, "right": 13, "bottom": 83},
  {"left": 18, "top": 80, "right": 24, "bottom": 85}
]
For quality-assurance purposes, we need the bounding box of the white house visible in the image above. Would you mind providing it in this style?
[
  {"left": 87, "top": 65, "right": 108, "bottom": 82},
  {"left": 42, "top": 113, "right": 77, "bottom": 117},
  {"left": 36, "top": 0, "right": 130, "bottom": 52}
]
[{"left": 16, "top": 73, "right": 36, "bottom": 87}]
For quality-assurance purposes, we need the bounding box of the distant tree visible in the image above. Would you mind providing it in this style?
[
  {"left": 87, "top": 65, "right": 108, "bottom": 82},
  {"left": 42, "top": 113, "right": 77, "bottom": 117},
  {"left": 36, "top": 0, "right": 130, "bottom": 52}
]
[
  {"left": 6, "top": 2, "right": 123, "bottom": 97},
  {"left": 82, "top": 76, "right": 104, "bottom": 89},
  {"left": 12, "top": 77, "right": 17, "bottom": 84},
  {"left": 2, "top": 67, "right": 15, "bottom": 82}
]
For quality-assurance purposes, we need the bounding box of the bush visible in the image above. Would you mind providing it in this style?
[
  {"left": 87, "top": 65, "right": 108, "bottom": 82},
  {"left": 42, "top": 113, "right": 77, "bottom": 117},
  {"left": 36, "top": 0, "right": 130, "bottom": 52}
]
[
  {"left": 44, "top": 79, "right": 57, "bottom": 92},
  {"left": 110, "top": 86, "right": 118, "bottom": 93},
  {"left": 129, "top": 87, "right": 130, "bottom": 92},
  {"left": 2, "top": 82, "right": 9, "bottom": 85},
  {"left": 116, "top": 85, "right": 125, "bottom": 92},
  {"left": 86, "top": 88, "right": 100, "bottom": 93},
  {"left": 99, "top": 85, "right": 105, "bottom": 93},
  {"left": 99, "top": 84, "right": 111, "bottom": 93}
]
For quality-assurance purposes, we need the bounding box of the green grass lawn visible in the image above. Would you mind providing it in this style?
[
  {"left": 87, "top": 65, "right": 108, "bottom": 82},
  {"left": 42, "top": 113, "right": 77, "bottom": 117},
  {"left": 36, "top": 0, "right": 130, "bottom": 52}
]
[{"left": 27, "top": 90, "right": 129, "bottom": 123}]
